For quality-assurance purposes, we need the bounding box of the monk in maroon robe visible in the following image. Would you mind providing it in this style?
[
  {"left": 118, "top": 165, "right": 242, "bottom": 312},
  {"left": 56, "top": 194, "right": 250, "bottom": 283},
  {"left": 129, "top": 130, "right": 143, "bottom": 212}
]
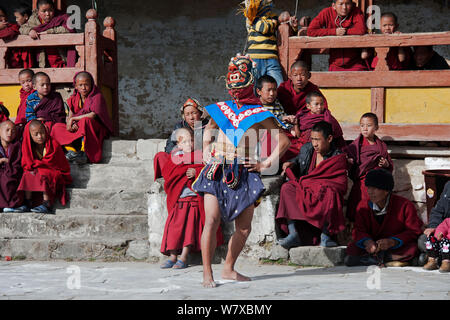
[
  {"left": 277, "top": 61, "right": 328, "bottom": 116},
  {"left": 51, "top": 72, "right": 113, "bottom": 164},
  {"left": 0, "top": 121, "right": 24, "bottom": 212},
  {"left": 344, "top": 113, "right": 393, "bottom": 222},
  {"left": 276, "top": 121, "right": 348, "bottom": 249},
  {"left": 0, "top": 102, "right": 9, "bottom": 123},
  {"left": 345, "top": 169, "right": 423, "bottom": 267},
  {"left": 307, "top": 0, "right": 367, "bottom": 71}
]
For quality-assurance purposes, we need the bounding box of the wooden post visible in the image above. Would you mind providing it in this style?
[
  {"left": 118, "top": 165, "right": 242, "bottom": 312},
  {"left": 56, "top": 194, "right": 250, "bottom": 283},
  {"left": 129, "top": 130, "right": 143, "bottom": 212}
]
[
  {"left": 84, "top": 9, "right": 100, "bottom": 87},
  {"left": 103, "top": 17, "right": 120, "bottom": 136},
  {"left": 277, "top": 23, "right": 291, "bottom": 81},
  {"left": 0, "top": 47, "right": 6, "bottom": 70},
  {"left": 371, "top": 88, "right": 385, "bottom": 123}
]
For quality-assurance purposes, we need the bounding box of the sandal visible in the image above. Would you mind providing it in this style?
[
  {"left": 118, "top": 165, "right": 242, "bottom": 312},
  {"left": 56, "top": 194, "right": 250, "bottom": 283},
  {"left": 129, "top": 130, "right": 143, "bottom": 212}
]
[
  {"left": 160, "top": 259, "right": 176, "bottom": 269},
  {"left": 30, "top": 205, "right": 52, "bottom": 214},
  {"left": 173, "top": 259, "right": 188, "bottom": 269}
]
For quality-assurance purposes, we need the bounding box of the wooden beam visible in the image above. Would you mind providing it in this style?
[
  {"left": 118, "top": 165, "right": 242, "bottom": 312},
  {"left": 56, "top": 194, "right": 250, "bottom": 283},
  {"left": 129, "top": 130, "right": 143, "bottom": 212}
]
[
  {"left": 289, "top": 32, "right": 450, "bottom": 49},
  {"left": 342, "top": 124, "right": 450, "bottom": 141},
  {"left": 0, "top": 68, "right": 84, "bottom": 84},
  {"left": 371, "top": 88, "right": 385, "bottom": 123},
  {"left": 310, "top": 70, "right": 450, "bottom": 88},
  {"left": 0, "top": 34, "right": 84, "bottom": 48}
]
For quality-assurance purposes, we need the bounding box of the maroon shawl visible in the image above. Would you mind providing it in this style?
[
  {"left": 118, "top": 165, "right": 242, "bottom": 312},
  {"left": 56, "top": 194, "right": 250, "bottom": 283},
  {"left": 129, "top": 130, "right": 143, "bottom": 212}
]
[
  {"left": 0, "top": 140, "right": 23, "bottom": 208},
  {"left": 298, "top": 109, "right": 345, "bottom": 148},
  {"left": 32, "top": 11, "right": 75, "bottom": 33},
  {"left": 34, "top": 91, "right": 67, "bottom": 125},
  {"left": 0, "top": 22, "right": 19, "bottom": 40},
  {"left": 294, "top": 153, "right": 348, "bottom": 235},
  {"left": 277, "top": 80, "right": 328, "bottom": 116}
]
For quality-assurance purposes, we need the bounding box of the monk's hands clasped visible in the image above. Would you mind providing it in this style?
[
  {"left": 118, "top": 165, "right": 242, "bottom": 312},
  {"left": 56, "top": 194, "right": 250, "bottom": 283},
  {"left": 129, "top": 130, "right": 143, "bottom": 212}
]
[
  {"left": 364, "top": 239, "right": 378, "bottom": 254},
  {"left": 186, "top": 168, "right": 196, "bottom": 179},
  {"left": 378, "top": 157, "right": 389, "bottom": 168},
  {"left": 336, "top": 28, "right": 347, "bottom": 36},
  {"left": 375, "top": 238, "right": 397, "bottom": 252}
]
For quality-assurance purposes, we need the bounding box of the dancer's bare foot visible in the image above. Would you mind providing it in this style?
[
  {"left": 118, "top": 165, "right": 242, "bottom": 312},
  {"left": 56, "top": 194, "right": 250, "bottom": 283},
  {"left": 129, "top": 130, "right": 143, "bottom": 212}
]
[
  {"left": 221, "top": 269, "right": 251, "bottom": 282},
  {"left": 202, "top": 274, "right": 217, "bottom": 288}
]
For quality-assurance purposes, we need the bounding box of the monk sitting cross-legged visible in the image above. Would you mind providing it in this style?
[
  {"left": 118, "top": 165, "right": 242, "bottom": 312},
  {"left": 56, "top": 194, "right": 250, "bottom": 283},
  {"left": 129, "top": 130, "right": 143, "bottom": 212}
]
[
  {"left": 17, "top": 120, "right": 72, "bottom": 214},
  {"left": 276, "top": 121, "right": 348, "bottom": 249},
  {"left": 51, "top": 72, "right": 113, "bottom": 164}
]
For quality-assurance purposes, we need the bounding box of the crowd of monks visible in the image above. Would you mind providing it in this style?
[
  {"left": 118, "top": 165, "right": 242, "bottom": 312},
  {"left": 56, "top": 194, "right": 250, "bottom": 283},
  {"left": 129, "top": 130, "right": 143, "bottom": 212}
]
[{"left": 1, "top": 0, "right": 449, "bottom": 274}]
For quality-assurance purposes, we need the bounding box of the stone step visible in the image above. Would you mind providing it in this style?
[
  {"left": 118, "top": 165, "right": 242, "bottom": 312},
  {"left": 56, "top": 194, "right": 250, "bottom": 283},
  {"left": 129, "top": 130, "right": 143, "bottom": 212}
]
[
  {"left": 101, "top": 138, "right": 166, "bottom": 163},
  {"left": 69, "top": 161, "right": 153, "bottom": 189},
  {"left": 57, "top": 188, "right": 149, "bottom": 213},
  {"left": 0, "top": 212, "right": 148, "bottom": 240},
  {"left": 288, "top": 246, "right": 347, "bottom": 267},
  {"left": 0, "top": 238, "right": 149, "bottom": 261}
]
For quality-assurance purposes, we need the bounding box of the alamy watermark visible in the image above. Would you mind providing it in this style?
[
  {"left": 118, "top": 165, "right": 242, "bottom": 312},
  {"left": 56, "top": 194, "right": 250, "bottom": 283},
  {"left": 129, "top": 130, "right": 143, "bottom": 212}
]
[
  {"left": 66, "top": 265, "right": 81, "bottom": 290},
  {"left": 366, "top": 265, "right": 381, "bottom": 290}
]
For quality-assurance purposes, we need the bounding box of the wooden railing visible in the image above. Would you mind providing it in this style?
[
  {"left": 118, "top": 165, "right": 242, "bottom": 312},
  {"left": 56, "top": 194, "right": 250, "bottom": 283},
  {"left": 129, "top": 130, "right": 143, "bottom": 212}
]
[
  {"left": 278, "top": 23, "right": 450, "bottom": 141},
  {"left": 0, "top": 9, "right": 119, "bottom": 136}
]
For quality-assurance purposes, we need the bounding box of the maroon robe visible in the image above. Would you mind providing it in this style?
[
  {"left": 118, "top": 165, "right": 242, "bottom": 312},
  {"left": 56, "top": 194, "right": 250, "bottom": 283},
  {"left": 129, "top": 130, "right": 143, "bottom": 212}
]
[
  {"left": 370, "top": 47, "right": 413, "bottom": 71},
  {"left": 298, "top": 109, "right": 346, "bottom": 149},
  {"left": 344, "top": 135, "right": 393, "bottom": 221},
  {"left": 307, "top": 6, "right": 367, "bottom": 71},
  {"left": 160, "top": 150, "right": 223, "bottom": 255},
  {"left": 33, "top": 11, "right": 76, "bottom": 68},
  {"left": 277, "top": 80, "right": 328, "bottom": 116},
  {"left": 346, "top": 194, "right": 423, "bottom": 262},
  {"left": 0, "top": 22, "right": 19, "bottom": 40},
  {"left": 0, "top": 141, "right": 23, "bottom": 208},
  {"left": 51, "top": 73, "right": 113, "bottom": 163},
  {"left": 31, "top": 91, "right": 67, "bottom": 129},
  {"left": 276, "top": 153, "right": 348, "bottom": 244}
]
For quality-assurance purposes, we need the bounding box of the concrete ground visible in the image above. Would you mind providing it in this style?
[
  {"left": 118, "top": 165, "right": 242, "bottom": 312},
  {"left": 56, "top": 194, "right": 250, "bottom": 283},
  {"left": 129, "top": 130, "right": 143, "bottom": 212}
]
[{"left": 0, "top": 261, "right": 448, "bottom": 300}]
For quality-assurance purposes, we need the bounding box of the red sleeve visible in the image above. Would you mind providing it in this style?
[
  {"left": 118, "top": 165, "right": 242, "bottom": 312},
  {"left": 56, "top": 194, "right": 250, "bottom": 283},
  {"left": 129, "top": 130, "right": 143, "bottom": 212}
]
[
  {"left": 352, "top": 207, "right": 374, "bottom": 243},
  {"left": 0, "top": 23, "right": 19, "bottom": 40},
  {"left": 346, "top": 9, "right": 367, "bottom": 35},
  {"left": 391, "top": 200, "right": 423, "bottom": 244},
  {"left": 307, "top": 9, "right": 336, "bottom": 37}
]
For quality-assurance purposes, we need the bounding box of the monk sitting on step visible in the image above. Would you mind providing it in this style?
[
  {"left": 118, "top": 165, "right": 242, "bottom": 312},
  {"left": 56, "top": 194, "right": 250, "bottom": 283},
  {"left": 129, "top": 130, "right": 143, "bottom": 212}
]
[
  {"left": 276, "top": 121, "right": 348, "bottom": 249},
  {"left": 160, "top": 128, "right": 223, "bottom": 269},
  {"left": 0, "top": 120, "right": 26, "bottom": 213},
  {"left": 15, "top": 69, "right": 35, "bottom": 138},
  {"left": 345, "top": 169, "right": 423, "bottom": 267},
  {"left": 17, "top": 120, "right": 72, "bottom": 214},
  {"left": 51, "top": 72, "right": 113, "bottom": 164}
]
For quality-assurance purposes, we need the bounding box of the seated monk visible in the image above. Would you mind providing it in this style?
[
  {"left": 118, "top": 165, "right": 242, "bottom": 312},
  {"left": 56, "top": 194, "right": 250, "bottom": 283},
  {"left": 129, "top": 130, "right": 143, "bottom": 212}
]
[
  {"left": 277, "top": 61, "right": 328, "bottom": 116},
  {"left": 344, "top": 113, "right": 393, "bottom": 222},
  {"left": 413, "top": 46, "right": 450, "bottom": 70},
  {"left": 298, "top": 91, "right": 346, "bottom": 149},
  {"left": 19, "top": 0, "right": 76, "bottom": 68},
  {"left": 0, "top": 7, "right": 19, "bottom": 41},
  {"left": 0, "top": 121, "right": 25, "bottom": 213},
  {"left": 51, "top": 72, "right": 113, "bottom": 164},
  {"left": 15, "top": 69, "right": 35, "bottom": 138},
  {"left": 25, "top": 72, "right": 66, "bottom": 132},
  {"left": 345, "top": 169, "right": 423, "bottom": 267},
  {"left": 362, "top": 13, "right": 413, "bottom": 71},
  {"left": 307, "top": 0, "right": 368, "bottom": 71},
  {"left": 255, "top": 75, "right": 301, "bottom": 166},
  {"left": 276, "top": 121, "right": 348, "bottom": 249},
  {"left": 18, "top": 120, "right": 72, "bottom": 214},
  {"left": 160, "top": 128, "right": 223, "bottom": 269}
]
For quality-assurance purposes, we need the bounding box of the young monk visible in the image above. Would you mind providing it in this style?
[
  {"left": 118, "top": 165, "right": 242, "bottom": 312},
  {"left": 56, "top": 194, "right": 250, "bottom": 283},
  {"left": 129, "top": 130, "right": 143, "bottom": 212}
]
[
  {"left": 298, "top": 91, "right": 346, "bottom": 149},
  {"left": 0, "top": 7, "right": 19, "bottom": 41},
  {"left": 15, "top": 69, "right": 35, "bottom": 137},
  {"left": 345, "top": 169, "right": 423, "bottom": 267},
  {"left": 19, "top": 0, "right": 76, "bottom": 68},
  {"left": 276, "top": 121, "right": 348, "bottom": 249},
  {"left": 160, "top": 128, "right": 223, "bottom": 269},
  {"left": 256, "top": 75, "right": 301, "bottom": 164},
  {"left": 361, "top": 13, "right": 412, "bottom": 71},
  {"left": 0, "top": 120, "right": 26, "bottom": 213},
  {"left": 192, "top": 54, "right": 290, "bottom": 287},
  {"left": 0, "top": 102, "right": 10, "bottom": 123},
  {"left": 18, "top": 120, "right": 72, "bottom": 214},
  {"left": 0, "top": 6, "right": 29, "bottom": 69},
  {"left": 307, "top": 0, "right": 367, "bottom": 71},
  {"left": 413, "top": 46, "right": 450, "bottom": 70},
  {"left": 14, "top": 5, "right": 32, "bottom": 26},
  {"left": 25, "top": 72, "right": 66, "bottom": 131},
  {"left": 344, "top": 113, "right": 393, "bottom": 222},
  {"left": 51, "top": 72, "right": 113, "bottom": 164},
  {"left": 277, "top": 61, "right": 328, "bottom": 116}
]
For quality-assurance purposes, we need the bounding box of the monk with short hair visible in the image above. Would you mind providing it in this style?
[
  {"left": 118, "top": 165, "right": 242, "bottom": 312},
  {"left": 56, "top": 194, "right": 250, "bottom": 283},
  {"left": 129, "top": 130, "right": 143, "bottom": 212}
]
[
  {"left": 277, "top": 60, "right": 328, "bottom": 116},
  {"left": 307, "top": 0, "right": 368, "bottom": 71},
  {"left": 276, "top": 121, "right": 348, "bottom": 249}
]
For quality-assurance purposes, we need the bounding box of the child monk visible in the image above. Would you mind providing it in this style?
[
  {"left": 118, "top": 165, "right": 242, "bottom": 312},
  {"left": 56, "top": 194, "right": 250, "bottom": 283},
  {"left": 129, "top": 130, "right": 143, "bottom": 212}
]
[
  {"left": 0, "top": 7, "right": 19, "bottom": 41},
  {"left": 0, "top": 120, "right": 26, "bottom": 213},
  {"left": 14, "top": 5, "right": 32, "bottom": 26},
  {"left": 344, "top": 112, "right": 393, "bottom": 221},
  {"left": 298, "top": 91, "right": 346, "bottom": 149},
  {"left": 19, "top": 0, "right": 76, "bottom": 68},
  {"left": 18, "top": 120, "right": 72, "bottom": 213},
  {"left": 307, "top": 0, "right": 367, "bottom": 71},
  {"left": 413, "top": 46, "right": 450, "bottom": 70},
  {"left": 277, "top": 61, "right": 328, "bottom": 116},
  {"left": 160, "top": 128, "right": 223, "bottom": 269},
  {"left": 15, "top": 69, "right": 35, "bottom": 137},
  {"left": 51, "top": 72, "right": 113, "bottom": 164},
  {"left": 25, "top": 72, "right": 66, "bottom": 131},
  {"left": 362, "top": 13, "right": 412, "bottom": 71}
]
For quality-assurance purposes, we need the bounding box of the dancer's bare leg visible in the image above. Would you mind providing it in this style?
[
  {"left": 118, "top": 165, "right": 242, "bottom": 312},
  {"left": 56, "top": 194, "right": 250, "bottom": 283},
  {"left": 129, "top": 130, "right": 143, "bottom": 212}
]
[
  {"left": 201, "top": 193, "right": 221, "bottom": 288},
  {"left": 221, "top": 204, "right": 254, "bottom": 282}
]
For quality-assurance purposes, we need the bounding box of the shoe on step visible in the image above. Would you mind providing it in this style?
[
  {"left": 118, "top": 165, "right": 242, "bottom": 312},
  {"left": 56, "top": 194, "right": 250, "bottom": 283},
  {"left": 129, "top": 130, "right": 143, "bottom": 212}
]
[
  {"left": 31, "top": 204, "right": 52, "bottom": 214},
  {"left": 278, "top": 233, "right": 302, "bottom": 249},
  {"left": 320, "top": 233, "right": 338, "bottom": 247},
  {"left": 65, "top": 150, "right": 78, "bottom": 162},
  {"left": 439, "top": 260, "right": 450, "bottom": 273},
  {"left": 423, "top": 257, "right": 439, "bottom": 271}
]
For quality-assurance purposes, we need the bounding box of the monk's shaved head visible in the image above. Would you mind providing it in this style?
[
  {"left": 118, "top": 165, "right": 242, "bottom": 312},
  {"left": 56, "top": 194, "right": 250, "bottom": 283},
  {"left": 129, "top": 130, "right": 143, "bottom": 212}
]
[
  {"left": 290, "top": 60, "right": 310, "bottom": 72},
  {"left": 18, "top": 68, "right": 34, "bottom": 79},
  {"left": 32, "top": 72, "right": 50, "bottom": 85},
  {"left": 29, "top": 119, "right": 45, "bottom": 130},
  {"left": 75, "top": 72, "right": 92, "bottom": 82},
  {"left": 0, "top": 120, "right": 16, "bottom": 143},
  {"left": 0, "top": 119, "right": 14, "bottom": 129}
]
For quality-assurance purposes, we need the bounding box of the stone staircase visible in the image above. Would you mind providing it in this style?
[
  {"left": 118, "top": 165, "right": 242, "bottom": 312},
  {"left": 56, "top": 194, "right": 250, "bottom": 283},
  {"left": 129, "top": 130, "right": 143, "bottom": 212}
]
[{"left": 0, "top": 139, "right": 161, "bottom": 262}]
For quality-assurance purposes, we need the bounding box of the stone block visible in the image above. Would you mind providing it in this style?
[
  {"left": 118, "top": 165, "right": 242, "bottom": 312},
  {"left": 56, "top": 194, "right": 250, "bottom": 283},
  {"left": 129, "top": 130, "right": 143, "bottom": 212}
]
[
  {"left": 289, "top": 246, "right": 346, "bottom": 267},
  {"left": 126, "top": 240, "right": 150, "bottom": 260},
  {"left": 136, "top": 139, "right": 166, "bottom": 161},
  {"left": 425, "top": 157, "right": 450, "bottom": 169},
  {"left": 102, "top": 139, "right": 137, "bottom": 162}
]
